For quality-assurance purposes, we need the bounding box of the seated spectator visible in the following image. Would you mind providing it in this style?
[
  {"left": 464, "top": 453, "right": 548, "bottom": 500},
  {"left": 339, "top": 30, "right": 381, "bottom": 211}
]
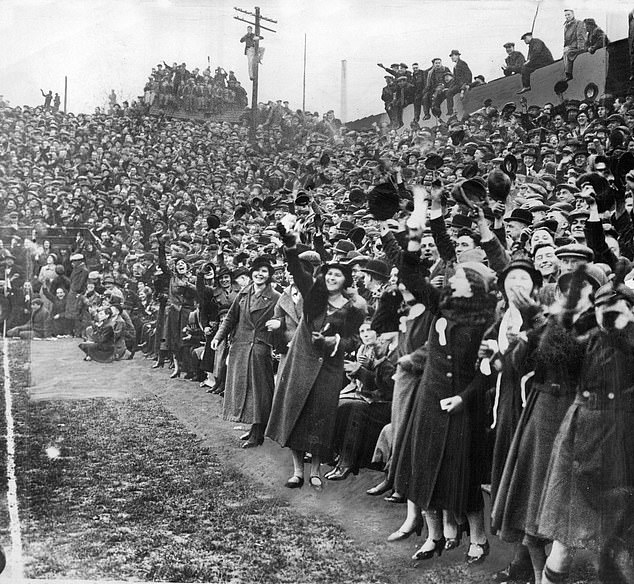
[
  {"left": 584, "top": 18, "right": 609, "bottom": 54},
  {"left": 518, "top": 32, "right": 554, "bottom": 94},
  {"left": 6, "top": 298, "right": 50, "bottom": 339},
  {"left": 502, "top": 41, "right": 526, "bottom": 76},
  {"left": 325, "top": 321, "right": 396, "bottom": 481}
]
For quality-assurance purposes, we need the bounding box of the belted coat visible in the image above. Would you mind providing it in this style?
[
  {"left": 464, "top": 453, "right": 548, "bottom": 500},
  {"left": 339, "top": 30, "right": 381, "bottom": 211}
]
[{"left": 214, "top": 282, "right": 280, "bottom": 424}]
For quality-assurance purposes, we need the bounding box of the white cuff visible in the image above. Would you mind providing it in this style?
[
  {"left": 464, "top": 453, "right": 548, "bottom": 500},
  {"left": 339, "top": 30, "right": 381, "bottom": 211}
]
[{"left": 330, "top": 333, "right": 341, "bottom": 357}]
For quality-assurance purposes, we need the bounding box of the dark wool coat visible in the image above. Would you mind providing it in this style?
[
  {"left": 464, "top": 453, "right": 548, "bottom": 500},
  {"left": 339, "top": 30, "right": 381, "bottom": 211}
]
[
  {"left": 265, "top": 249, "right": 365, "bottom": 459},
  {"left": 272, "top": 286, "right": 303, "bottom": 356},
  {"left": 215, "top": 283, "right": 280, "bottom": 424},
  {"left": 158, "top": 242, "right": 197, "bottom": 353},
  {"left": 537, "top": 322, "right": 634, "bottom": 552},
  {"left": 65, "top": 262, "right": 89, "bottom": 319},
  {"left": 480, "top": 312, "right": 533, "bottom": 503},
  {"left": 393, "top": 280, "right": 494, "bottom": 514},
  {"left": 491, "top": 312, "right": 594, "bottom": 544}
]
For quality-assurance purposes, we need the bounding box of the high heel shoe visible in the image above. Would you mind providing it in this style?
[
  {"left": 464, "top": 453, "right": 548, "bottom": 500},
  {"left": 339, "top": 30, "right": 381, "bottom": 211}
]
[
  {"left": 170, "top": 370, "right": 181, "bottom": 379},
  {"left": 465, "top": 539, "right": 490, "bottom": 565},
  {"left": 445, "top": 522, "right": 469, "bottom": 550},
  {"left": 387, "top": 520, "right": 423, "bottom": 542},
  {"left": 366, "top": 480, "right": 392, "bottom": 496},
  {"left": 284, "top": 476, "right": 304, "bottom": 489},
  {"left": 152, "top": 361, "right": 164, "bottom": 369},
  {"left": 325, "top": 466, "right": 353, "bottom": 481},
  {"left": 412, "top": 537, "right": 446, "bottom": 560}
]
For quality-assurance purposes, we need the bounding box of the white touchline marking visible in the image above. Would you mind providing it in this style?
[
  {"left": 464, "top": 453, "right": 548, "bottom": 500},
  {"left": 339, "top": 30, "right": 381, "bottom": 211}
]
[{"left": 3, "top": 334, "right": 24, "bottom": 579}]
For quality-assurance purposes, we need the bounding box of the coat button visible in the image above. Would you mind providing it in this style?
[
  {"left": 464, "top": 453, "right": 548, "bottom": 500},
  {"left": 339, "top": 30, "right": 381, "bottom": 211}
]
[
  {"left": 446, "top": 355, "right": 452, "bottom": 361},
  {"left": 608, "top": 392, "right": 615, "bottom": 400},
  {"left": 446, "top": 372, "right": 453, "bottom": 378},
  {"left": 582, "top": 390, "right": 590, "bottom": 398},
  {"left": 572, "top": 461, "right": 580, "bottom": 470},
  {"left": 318, "top": 357, "right": 323, "bottom": 362}
]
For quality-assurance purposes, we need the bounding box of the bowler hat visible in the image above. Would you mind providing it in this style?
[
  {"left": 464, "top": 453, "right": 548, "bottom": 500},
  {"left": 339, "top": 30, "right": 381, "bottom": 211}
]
[
  {"left": 504, "top": 208, "right": 533, "bottom": 226},
  {"left": 361, "top": 259, "right": 390, "bottom": 281}
]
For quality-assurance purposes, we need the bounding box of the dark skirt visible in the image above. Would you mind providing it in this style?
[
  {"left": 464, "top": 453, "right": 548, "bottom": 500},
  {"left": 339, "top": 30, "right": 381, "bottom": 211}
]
[
  {"left": 491, "top": 385, "right": 575, "bottom": 544},
  {"left": 536, "top": 402, "right": 634, "bottom": 552},
  {"left": 164, "top": 304, "right": 192, "bottom": 353},
  {"left": 284, "top": 360, "right": 344, "bottom": 460},
  {"left": 79, "top": 341, "right": 114, "bottom": 363},
  {"left": 331, "top": 397, "right": 391, "bottom": 471},
  {"left": 386, "top": 365, "right": 422, "bottom": 484}
]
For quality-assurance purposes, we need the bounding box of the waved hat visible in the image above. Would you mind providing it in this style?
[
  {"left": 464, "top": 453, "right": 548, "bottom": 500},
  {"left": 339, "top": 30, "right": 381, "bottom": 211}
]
[
  {"left": 361, "top": 259, "right": 391, "bottom": 281},
  {"left": 367, "top": 182, "right": 400, "bottom": 220},
  {"left": 70, "top": 253, "right": 84, "bottom": 261}
]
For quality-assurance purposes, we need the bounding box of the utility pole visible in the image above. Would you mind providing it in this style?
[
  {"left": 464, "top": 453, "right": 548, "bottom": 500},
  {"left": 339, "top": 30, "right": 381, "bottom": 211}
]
[
  {"left": 234, "top": 6, "right": 277, "bottom": 141},
  {"left": 63, "top": 76, "right": 68, "bottom": 114},
  {"left": 340, "top": 60, "right": 347, "bottom": 124},
  {"left": 302, "top": 34, "right": 307, "bottom": 112}
]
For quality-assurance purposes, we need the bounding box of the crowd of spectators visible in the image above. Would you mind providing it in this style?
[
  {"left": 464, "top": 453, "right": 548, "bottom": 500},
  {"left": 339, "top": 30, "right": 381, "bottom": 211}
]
[
  {"left": 143, "top": 61, "right": 249, "bottom": 115},
  {"left": 2, "top": 63, "right": 634, "bottom": 582},
  {"left": 381, "top": 11, "right": 610, "bottom": 127}
]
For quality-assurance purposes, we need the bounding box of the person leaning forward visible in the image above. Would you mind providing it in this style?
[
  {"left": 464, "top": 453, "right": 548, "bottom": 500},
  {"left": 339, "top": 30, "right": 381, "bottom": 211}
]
[{"left": 517, "top": 32, "right": 554, "bottom": 94}]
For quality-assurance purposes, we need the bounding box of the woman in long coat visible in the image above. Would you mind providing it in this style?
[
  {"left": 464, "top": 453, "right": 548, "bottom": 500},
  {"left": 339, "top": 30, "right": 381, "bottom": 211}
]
[
  {"left": 195, "top": 262, "right": 220, "bottom": 387},
  {"left": 266, "top": 280, "right": 303, "bottom": 369},
  {"left": 394, "top": 253, "right": 498, "bottom": 564},
  {"left": 208, "top": 266, "right": 239, "bottom": 394},
  {"left": 159, "top": 238, "right": 197, "bottom": 378},
  {"left": 536, "top": 278, "right": 634, "bottom": 584},
  {"left": 211, "top": 256, "right": 280, "bottom": 448},
  {"left": 266, "top": 243, "right": 366, "bottom": 491},
  {"left": 491, "top": 266, "right": 602, "bottom": 584}
]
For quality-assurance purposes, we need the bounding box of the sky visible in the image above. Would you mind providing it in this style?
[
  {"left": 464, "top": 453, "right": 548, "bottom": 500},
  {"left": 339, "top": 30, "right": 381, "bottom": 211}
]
[{"left": 0, "top": 0, "right": 630, "bottom": 121}]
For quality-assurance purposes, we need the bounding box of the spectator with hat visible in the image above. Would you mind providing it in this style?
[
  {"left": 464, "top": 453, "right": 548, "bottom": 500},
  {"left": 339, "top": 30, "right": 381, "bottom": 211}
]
[
  {"left": 517, "top": 32, "right": 554, "bottom": 94},
  {"left": 66, "top": 252, "right": 89, "bottom": 337},
  {"left": 266, "top": 230, "right": 366, "bottom": 491},
  {"left": 502, "top": 42, "right": 526, "bottom": 76},
  {"left": 422, "top": 58, "right": 451, "bottom": 121},
  {"left": 211, "top": 256, "right": 280, "bottom": 449}
]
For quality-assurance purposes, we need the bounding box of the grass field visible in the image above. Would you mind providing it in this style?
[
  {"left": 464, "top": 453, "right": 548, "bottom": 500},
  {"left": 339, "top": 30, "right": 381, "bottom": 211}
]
[
  {"left": 5, "top": 340, "right": 387, "bottom": 583},
  {"left": 0, "top": 338, "right": 605, "bottom": 584}
]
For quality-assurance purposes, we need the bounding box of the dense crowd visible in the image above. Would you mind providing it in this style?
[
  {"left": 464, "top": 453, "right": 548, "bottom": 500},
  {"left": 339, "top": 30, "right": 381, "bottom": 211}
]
[
  {"left": 2, "top": 62, "right": 634, "bottom": 583},
  {"left": 380, "top": 10, "right": 610, "bottom": 128},
  {"left": 143, "top": 61, "right": 249, "bottom": 114}
]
